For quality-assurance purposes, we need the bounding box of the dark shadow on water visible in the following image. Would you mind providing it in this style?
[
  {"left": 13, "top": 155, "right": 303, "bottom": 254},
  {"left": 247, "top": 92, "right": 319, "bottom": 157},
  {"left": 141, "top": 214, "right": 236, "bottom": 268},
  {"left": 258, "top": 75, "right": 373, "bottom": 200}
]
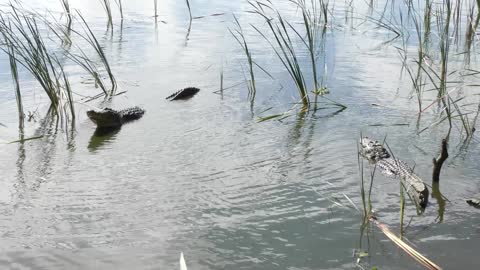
[
  {"left": 311, "top": 105, "right": 347, "bottom": 119},
  {"left": 88, "top": 126, "right": 121, "bottom": 152}
]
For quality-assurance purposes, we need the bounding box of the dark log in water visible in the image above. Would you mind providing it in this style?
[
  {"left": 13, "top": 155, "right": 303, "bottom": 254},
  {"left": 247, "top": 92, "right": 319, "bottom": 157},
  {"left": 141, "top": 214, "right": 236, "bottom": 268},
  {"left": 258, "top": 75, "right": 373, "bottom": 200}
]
[{"left": 432, "top": 139, "right": 449, "bottom": 183}]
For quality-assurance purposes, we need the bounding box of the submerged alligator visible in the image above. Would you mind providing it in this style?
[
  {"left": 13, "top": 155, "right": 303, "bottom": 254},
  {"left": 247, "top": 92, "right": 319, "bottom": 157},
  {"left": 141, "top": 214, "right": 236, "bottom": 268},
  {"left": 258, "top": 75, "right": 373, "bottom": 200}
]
[
  {"left": 87, "top": 106, "right": 145, "bottom": 128},
  {"left": 166, "top": 87, "right": 200, "bottom": 100},
  {"left": 359, "top": 137, "right": 429, "bottom": 211},
  {"left": 466, "top": 198, "right": 480, "bottom": 209},
  {"left": 86, "top": 88, "right": 200, "bottom": 128}
]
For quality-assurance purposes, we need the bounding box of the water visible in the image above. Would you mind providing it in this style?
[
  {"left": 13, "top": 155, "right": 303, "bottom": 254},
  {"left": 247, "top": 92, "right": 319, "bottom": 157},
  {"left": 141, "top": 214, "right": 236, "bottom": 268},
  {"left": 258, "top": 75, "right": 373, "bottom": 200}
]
[{"left": 0, "top": 0, "right": 479, "bottom": 269}]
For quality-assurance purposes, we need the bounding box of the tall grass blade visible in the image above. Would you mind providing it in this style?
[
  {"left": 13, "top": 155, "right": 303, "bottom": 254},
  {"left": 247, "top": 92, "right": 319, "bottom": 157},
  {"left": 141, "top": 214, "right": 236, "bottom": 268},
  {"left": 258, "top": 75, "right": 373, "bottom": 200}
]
[
  {"left": 3, "top": 30, "right": 24, "bottom": 128},
  {"left": 75, "top": 11, "right": 117, "bottom": 96},
  {"left": 60, "top": 0, "right": 72, "bottom": 29},
  {"left": 185, "top": 0, "right": 192, "bottom": 21},
  {"left": 230, "top": 15, "right": 256, "bottom": 103},
  {"left": 99, "top": 0, "right": 113, "bottom": 26},
  {"left": 370, "top": 216, "right": 443, "bottom": 270},
  {"left": 0, "top": 5, "right": 75, "bottom": 117}
]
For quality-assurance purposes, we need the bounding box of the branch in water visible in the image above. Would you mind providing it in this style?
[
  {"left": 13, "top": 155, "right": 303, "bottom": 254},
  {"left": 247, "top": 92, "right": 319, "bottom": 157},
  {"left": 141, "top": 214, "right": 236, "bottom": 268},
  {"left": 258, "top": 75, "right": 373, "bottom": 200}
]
[{"left": 432, "top": 139, "right": 448, "bottom": 183}]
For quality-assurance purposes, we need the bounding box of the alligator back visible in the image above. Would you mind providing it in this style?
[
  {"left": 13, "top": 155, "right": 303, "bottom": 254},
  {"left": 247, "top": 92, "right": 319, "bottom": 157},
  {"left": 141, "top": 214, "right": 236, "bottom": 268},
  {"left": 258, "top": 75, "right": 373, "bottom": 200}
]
[
  {"left": 359, "top": 136, "right": 429, "bottom": 211},
  {"left": 119, "top": 106, "right": 145, "bottom": 121},
  {"left": 166, "top": 87, "right": 200, "bottom": 100}
]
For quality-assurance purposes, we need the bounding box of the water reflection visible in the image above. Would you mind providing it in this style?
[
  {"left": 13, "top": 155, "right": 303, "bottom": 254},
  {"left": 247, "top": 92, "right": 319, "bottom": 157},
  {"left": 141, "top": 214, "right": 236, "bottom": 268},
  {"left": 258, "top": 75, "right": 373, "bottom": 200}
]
[
  {"left": 1, "top": 0, "right": 480, "bottom": 269},
  {"left": 431, "top": 182, "right": 446, "bottom": 223},
  {"left": 88, "top": 126, "right": 121, "bottom": 151}
]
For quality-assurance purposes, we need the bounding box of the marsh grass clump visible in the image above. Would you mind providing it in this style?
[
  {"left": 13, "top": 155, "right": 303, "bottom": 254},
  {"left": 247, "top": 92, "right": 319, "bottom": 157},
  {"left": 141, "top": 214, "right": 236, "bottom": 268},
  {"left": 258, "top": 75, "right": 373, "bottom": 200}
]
[
  {"left": 248, "top": 0, "right": 345, "bottom": 115},
  {"left": 369, "top": 0, "right": 480, "bottom": 139},
  {"left": 0, "top": 3, "right": 118, "bottom": 126},
  {"left": 0, "top": 5, "right": 75, "bottom": 119}
]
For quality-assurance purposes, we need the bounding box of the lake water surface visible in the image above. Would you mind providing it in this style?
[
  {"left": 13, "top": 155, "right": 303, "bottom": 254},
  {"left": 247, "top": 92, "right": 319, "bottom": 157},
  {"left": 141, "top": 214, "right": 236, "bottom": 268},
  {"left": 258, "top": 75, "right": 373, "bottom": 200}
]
[{"left": 0, "top": 0, "right": 479, "bottom": 269}]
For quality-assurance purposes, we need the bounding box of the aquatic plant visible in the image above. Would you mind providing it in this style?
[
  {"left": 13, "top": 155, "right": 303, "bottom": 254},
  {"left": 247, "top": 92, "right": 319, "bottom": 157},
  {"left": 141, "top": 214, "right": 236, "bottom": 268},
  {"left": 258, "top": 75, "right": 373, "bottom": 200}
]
[
  {"left": 0, "top": 5, "right": 75, "bottom": 118},
  {"left": 250, "top": 5, "right": 310, "bottom": 109},
  {"left": 230, "top": 15, "right": 256, "bottom": 104},
  {"left": 66, "top": 48, "right": 109, "bottom": 96},
  {"left": 185, "top": 0, "right": 192, "bottom": 21},
  {"left": 115, "top": 0, "right": 123, "bottom": 19},
  {"left": 74, "top": 11, "right": 117, "bottom": 97},
  {"left": 249, "top": 0, "right": 345, "bottom": 112},
  {"left": 99, "top": 0, "right": 113, "bottom": 26},
  {"left": 60, "top": 0, "right": 72, "bottom": 29},
  {"left": 3, "top": 32, "right": 24, "bottom": 128},
  {"left": 294, "top": 0, "right": 323, "bottom": 109}
]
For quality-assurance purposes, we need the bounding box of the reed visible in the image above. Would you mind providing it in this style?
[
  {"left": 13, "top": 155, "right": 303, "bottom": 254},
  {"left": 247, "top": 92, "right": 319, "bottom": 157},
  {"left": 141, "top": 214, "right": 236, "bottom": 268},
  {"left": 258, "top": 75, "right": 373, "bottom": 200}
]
[
  {"left": 437, "top": 0, "right": 452, "bottom": 98},
  {"left": 60, "top": 0, "right": 72, "bottom": 29},
  {"left": 75, "top": 11, "right": 117, "bottom": 96},
  {"left": 43, "top": 11, "right": 73, "bottom": 47},
  {"left": 220, "top": 66, "right": 224, "bottom": 94},
  {"left": 295, "top": 1, "right": 322, "bottom": 107},
  {"left": 249, "top": 1, "right": 346, "bottom": 111},
  {"left": 56, "top": 57, "right": 75, "bottom": 119},
  {"left": 0, "top": 6, "right": 75, "bottom": 116},
  {"left": 185, "top": 0, "right": 192, "bottom": 21},
  {"left": 65, "top": 48, "right": 109, "bottom": 95},
  {"left": 320, "top": 0, "right": 329, "bottom": 25},
  {"left": 251, "top": 9, "right": 310, "bottom": 109},
  {"left": 410, "top": 13, "right": 424, "bottom": 112},
  {"left": 99, "top": 0, "right": 113, "bottom": 26},
  {"left": 3, "top": 31, "right": 24, "bottom": 128},
  {"left": 154, "top": 0, "right": 158, "bottom": 17},
  {"left": 423, "top": 0, "right": 432, "bottom": 46},
  {"left": 115, "top": 0, "right": 123, "bottom": 19},
  {"left": 230, "top": 15, "right": 256, "bottom": 103}
]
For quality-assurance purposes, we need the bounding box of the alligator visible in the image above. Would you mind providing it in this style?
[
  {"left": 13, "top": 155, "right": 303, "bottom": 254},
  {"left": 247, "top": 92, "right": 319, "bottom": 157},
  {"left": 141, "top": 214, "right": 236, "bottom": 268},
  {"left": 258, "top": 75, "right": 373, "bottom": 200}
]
[
  {"left": 166, "top": 87, "right": 200, "bottom": 100},
  {"left": 359, "top": 137, "right": 429, "bottom": 211},
  {"left": 87, "top": 106, "right": 145, "bottom": 128},
  {"left": 466, "top": 198, "right": 480, "bottom": 209}
]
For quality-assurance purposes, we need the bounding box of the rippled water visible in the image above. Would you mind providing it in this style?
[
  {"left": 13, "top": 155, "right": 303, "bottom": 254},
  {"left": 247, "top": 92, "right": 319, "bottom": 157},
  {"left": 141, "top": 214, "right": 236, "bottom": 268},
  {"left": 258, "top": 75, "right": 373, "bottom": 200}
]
[{"left": 0, "top": 0, "right": 480, "bottom": 269}]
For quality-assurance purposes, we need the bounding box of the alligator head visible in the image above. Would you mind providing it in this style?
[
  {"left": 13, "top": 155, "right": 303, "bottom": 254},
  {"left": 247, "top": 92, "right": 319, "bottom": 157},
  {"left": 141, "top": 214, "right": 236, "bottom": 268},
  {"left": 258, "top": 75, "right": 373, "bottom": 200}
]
[
  {"left": 359, "top": 137, "right": 390, "bottom": 161},
  {"left": 87, "top": 108, "right": 123, "bottom": 128}
]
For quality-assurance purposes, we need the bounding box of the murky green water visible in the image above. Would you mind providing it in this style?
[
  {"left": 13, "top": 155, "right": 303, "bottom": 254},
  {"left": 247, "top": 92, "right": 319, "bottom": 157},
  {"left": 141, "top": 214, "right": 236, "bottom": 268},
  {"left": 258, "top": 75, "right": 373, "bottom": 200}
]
[{"left": 0, "top": 0, "right": 479, "bottom": 269}]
